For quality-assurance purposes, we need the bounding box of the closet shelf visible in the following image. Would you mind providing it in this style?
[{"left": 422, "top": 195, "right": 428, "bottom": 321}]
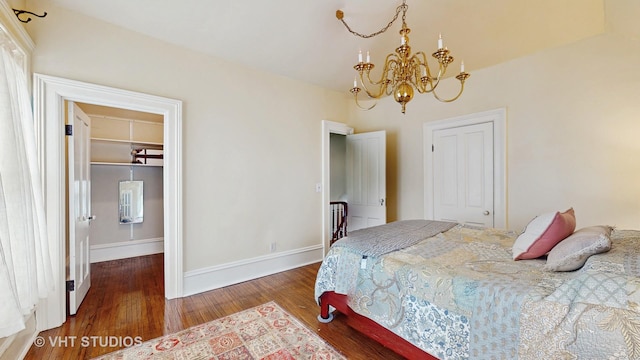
[
  {"left": 90, "top": 114, "right": 164, "bottom": 166},
  {"left": 90, "top": 137, "right": 163, "bottom": 148},
  {"left": 90, "top": 161, "right": 163, "bottom": 167}
]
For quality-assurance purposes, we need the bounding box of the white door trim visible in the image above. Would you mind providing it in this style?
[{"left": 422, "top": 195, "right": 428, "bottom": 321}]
[
  {"left": 33, "top": 74, "right": 183, "bottom": 331},
  {"left": 321, "top": 120, "right": 353, "bottom": 255},
  {"left": 424, "top": 108, "right": 507, "bottom": 229}
]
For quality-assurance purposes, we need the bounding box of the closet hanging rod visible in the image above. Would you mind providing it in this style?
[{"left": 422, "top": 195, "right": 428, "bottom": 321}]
[{"left": 13, "top": 9, "right": 47, "bottom": 23}]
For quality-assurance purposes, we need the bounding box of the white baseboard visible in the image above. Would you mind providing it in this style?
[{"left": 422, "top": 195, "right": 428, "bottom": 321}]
[
  {"left": 183, "top": 244, "right": 323, "bottom": 297},
  {"left": 90, "top": 238, "right": 164, "bottom": 263}
]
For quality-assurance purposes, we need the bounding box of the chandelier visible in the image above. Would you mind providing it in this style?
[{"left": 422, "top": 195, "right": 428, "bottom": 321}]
[{"left": 337, "top": 0, "right": 470, "bottom": 114}]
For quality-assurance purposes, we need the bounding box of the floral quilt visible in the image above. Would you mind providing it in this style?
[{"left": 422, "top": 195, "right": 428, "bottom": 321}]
[{"left": 315, "top": 225, "right": 640, "bottom": 359}]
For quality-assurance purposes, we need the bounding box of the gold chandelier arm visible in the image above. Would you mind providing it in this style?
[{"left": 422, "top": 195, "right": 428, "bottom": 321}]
[
  {"left": 351, "top": 88, "right": 377, "bottom": 110},
  {"left": 408, "top": 54, "right": 430, "bottom": 93},
  {"left": 382, "top": 62, "right": 398, "bottom": 97},
  {"left": 359, "top": 72, "right": 388, "bottom": 99},
  {"left": 432, "top": 74, "right": 469, "bottom": 102},
  {"left": 414, "top": 52, "right": 430, "bottom": 73},
  {"left": 423, "top": 73, "right": 442, "bottom": 93},
  {"left": 356, "top": 53, "right": 398, "bottom": 99},
  {"left": 423, "top": 63, "right": 448, "bottom": 93},
  {"left": 365, "top": 53, "right": 398, "bottom": 86}
]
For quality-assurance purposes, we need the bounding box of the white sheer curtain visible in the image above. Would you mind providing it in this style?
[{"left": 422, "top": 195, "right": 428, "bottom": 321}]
[{"left": 0, "top": 30, "right": 53, "bottom": 338}]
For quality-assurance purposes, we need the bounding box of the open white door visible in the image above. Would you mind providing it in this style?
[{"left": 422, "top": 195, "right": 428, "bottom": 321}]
[
  {"left": 433, "top": 122, "right": 494, "bottom": 227},
  {"left": 67, "top": 102, "right": 93, "bottom": 315},
  {"left": 346, "top": 131, "right": 386, "bottom": 231}
]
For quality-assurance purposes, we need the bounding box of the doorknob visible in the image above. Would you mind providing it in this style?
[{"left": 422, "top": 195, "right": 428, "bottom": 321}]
[
  {"left": 88, "top": 215, "right": 96, "bottom": 220},
  {"left": 483, "top": 210, "right": 490, "bottom": 215},
  {"left": 380, "top": 199, "right": 385, "bottom": 206}
]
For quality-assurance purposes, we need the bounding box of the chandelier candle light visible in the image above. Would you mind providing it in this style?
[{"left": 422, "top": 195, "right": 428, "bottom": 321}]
[{"left": 337, "top": 0, "right": 470, "bottom": 114}]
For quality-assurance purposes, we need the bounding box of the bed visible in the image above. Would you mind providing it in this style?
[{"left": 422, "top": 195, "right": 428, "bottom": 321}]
[{"left": 315, "top": 217, "right": 640, "bottom": 359}]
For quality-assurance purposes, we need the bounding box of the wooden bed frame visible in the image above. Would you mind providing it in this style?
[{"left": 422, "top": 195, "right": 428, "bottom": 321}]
[{"left": 318, "top": 291, "right": 439, "bottom": 360}]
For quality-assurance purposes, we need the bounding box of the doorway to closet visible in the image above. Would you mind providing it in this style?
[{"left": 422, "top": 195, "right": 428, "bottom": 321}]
[{"left": 33, "top": 74, "right": 183, "bottom": 332}]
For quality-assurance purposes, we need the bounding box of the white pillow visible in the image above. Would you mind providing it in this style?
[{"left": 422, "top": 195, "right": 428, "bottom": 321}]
[{"left": 545, "top": 225, "right": 613, "bottom": 271}]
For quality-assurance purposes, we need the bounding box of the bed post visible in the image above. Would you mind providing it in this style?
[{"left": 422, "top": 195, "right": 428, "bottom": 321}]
[{"left": 317, "top": 292, "right": 334, "bottom": 323}]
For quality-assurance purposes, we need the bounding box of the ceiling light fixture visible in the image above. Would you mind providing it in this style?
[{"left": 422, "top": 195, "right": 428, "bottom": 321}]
[{"left": 337, "top": 0, "right": 469, "bottom": 114}]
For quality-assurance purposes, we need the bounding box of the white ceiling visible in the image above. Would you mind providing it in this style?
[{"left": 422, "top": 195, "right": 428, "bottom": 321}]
[{"left": 46, "top": 0, "right": 607, "bottom": 93}]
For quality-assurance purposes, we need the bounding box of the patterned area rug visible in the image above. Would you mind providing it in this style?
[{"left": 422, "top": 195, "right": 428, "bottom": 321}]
[{"left": 93, "top": 302, "right": 345, "bottom": 359}]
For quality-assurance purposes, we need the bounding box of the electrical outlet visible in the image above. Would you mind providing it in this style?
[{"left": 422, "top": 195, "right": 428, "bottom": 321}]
[
  {"left": 270, "top": 242, "right": 277, "bottom": 252},
  {"left": 315, "top": 183, "right": 322, "bottom": 193}
]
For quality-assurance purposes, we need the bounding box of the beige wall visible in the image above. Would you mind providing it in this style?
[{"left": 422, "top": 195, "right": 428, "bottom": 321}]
[
  {"left": 25, "top": 2, "right": 349, "bottom": 271},
  {"left": 349, "top": 31, "right": 640, "bottom": 231},
  {"left": 6, "top": 0, "right": 25, "bottom": 10}
]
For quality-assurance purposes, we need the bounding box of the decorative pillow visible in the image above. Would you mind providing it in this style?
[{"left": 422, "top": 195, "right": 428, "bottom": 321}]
[
  {"left": 512, "top": 208, "right": 576, "bottom": 260},
  {"left": 544, "top": 225, "right": 613, "bottom": 271}
]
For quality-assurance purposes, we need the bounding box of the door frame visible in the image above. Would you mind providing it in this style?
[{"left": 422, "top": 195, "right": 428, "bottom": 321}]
[
  {"left": 33, "top": 74, "right": 183, "bottom": 331},
  {"left": 423, "top": 108, "right": 507, "bottom": 229},
  {"left": 321, "top": 120, "right": 353, "bottom": 255}
]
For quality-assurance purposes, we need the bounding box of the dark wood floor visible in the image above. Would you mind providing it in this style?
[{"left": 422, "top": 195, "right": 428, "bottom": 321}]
[{"left": 25, "top": 254, "right": 404, "bottom": 359}]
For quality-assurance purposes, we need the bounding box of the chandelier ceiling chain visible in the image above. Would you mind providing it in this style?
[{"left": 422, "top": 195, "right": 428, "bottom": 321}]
[
  {"left": 336, "top": 2, "right": 407, "bottom": 39},
  {"left": 336, "top": 0, "right": 470, "bottom": 114}
]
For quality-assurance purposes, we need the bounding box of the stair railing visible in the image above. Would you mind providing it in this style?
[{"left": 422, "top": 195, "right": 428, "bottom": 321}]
[{"left": 330, "top": 201, "right": 348, "bottom": 245}]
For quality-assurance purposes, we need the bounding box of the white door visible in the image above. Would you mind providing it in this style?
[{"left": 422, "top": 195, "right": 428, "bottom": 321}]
[
  {"left": 346, "top": 131, "right": 386, "bottom": 231},
  {"left": 433, "top": 122, "right": 493, "bottom": 227},
  {"left": 67, "top": 102, "right": 93, "bottom": 315}
]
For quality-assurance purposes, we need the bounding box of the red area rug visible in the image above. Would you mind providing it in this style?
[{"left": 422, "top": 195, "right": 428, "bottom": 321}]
[{"left": 93, "top": 301, "right": 345, "bottom": 359}]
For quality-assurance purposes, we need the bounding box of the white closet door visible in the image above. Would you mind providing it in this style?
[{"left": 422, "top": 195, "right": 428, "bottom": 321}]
[
  {"left": 433, "top": 122, "right": 494, "bottom": 227},
  {"left": 67, "top": 102, "right": 93, "bottom": 315}
]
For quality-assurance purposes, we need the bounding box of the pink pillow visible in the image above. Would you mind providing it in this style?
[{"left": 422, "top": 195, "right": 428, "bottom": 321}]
[{"left": 512, "top": 208, "right": 576, "bottom": 260}]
